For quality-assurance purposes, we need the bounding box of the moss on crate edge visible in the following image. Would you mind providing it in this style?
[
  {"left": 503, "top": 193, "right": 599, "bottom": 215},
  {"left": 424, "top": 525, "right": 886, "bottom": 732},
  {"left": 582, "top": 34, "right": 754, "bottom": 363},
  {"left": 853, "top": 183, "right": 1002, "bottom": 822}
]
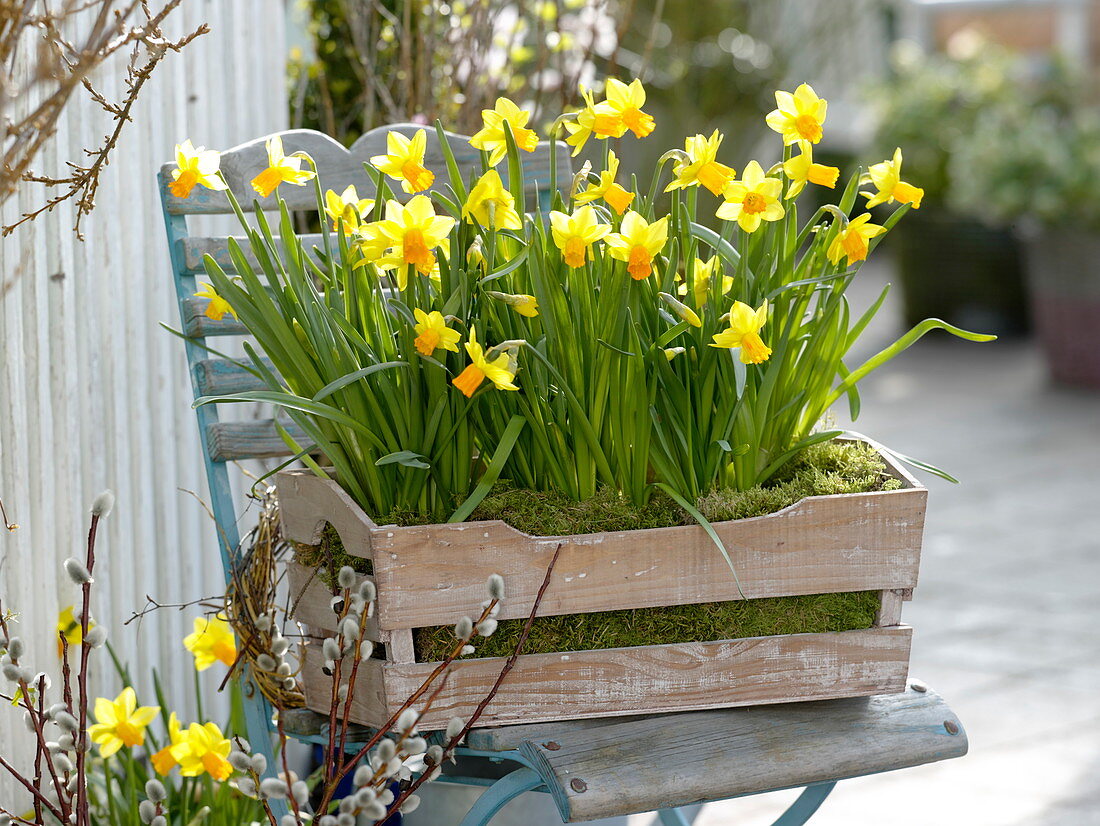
[{"left": 291, "top": 440, "right": 902, "bottom": 660}]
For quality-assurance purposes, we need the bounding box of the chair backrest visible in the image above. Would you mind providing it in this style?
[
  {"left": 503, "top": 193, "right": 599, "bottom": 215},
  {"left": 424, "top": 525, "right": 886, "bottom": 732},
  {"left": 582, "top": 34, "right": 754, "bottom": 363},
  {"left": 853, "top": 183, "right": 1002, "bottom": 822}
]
[{"left": 158, "top": 125, "right": 572, "bottom": 574}]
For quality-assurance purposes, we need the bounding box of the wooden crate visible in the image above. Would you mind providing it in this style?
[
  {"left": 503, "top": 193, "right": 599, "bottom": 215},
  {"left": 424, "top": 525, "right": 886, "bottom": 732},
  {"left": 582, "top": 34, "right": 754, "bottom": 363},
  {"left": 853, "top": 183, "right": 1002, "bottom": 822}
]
[{"left": 277, "top": 446, "right": 924, "bottom": 730}]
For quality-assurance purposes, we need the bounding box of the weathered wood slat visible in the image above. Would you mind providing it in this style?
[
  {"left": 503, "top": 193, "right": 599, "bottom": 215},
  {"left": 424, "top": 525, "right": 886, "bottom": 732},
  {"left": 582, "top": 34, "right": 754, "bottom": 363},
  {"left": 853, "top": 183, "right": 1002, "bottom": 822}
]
[
  {"left": 180, "top": 234, "right": 327, "bottom": 274},
  {"left": 161, "top": 125, "right": 571, "bottom": 216},
  {"left": 206, "top": 419, "right": 310, "bottom": 462},
  {"left": 307, "top": 626, "right": 912, "bottom": 731},
  {"left": 300, "top": 643, "right": 388, "bottom": 726},
  {"left": 277, "top": 469, "right": 926, "bottom": 631},
  {"left": 286, "top": 562, "right": 382, "bottom": 642},
  {"left": 195, "top": 357, "right": 271, "bottom": 395},
  {"left": 518, "top": 683, "right": 966, "bottom": 822},
  {"left": 182, "top": 296, "right": 250, "bottom": 337},
  {"left": 875, "top": 588, "right": 906, "bottom": 627}
]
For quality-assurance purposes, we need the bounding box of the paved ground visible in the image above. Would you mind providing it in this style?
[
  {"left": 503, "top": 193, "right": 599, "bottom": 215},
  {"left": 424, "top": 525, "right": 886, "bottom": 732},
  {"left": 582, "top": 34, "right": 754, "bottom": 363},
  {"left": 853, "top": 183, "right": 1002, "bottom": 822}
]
[{"left": 690, "top": 262, "right": 1100, "bottom": 825}]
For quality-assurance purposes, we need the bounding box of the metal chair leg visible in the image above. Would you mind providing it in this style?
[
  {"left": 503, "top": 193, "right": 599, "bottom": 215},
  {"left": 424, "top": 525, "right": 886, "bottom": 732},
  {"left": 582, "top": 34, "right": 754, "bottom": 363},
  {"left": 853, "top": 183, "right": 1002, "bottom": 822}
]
[
  {"left": 457, "top": 767, "right": 545, "bottom": 826},
  {"left": 657, "top": 808, "right": 693, "bottom": 825},
  {"left": 768, "top": 782, "right": 837, "bottom": 826}
]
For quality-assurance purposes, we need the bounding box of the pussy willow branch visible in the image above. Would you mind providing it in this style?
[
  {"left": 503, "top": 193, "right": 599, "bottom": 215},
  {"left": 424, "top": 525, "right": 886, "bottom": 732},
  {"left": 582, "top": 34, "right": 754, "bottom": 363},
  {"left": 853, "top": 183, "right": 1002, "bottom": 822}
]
[
  {"left": 73, "top": 509, "right": 101, "bottom": 826},
  {"left": 389, "top": 541, "right": 565, "bottom": 818},
  {"left": 1, "top": 0, "right": 207, "bottom": 238}
]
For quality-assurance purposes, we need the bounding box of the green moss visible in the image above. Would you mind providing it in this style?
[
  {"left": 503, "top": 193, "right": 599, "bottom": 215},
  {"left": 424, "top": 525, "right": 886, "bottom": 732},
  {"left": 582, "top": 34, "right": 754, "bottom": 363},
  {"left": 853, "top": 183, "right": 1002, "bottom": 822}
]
[
  {"left": 414, "top": 591, "right": 883, "bottom": 662},
  {"left": 293, "top": 440, "right": 902, "bottom": 650}
]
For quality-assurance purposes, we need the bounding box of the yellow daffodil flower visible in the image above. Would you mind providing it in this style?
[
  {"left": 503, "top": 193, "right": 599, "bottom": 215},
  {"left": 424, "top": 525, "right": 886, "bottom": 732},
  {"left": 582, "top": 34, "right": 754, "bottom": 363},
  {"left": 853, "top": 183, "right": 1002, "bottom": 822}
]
[
  {"left": 716, "top": 161, "right": 785, "bottom": 233},
  {"left": 827, "top": 213, "right": 886, "bottom": 266},
  {"left": 549, "top": 206, "right": 611, "bottom": 269},
  {"left": 183, "top": 614, "right": 237, "bottom": 671},
  {"left": 452, "top": 329, "right": 520, "bottom": 397},
  {"left": 173, "top": 721, "right": 233, "bottom": 781},
  {"left": 711, "top": 300, "right": 772, "bottom": 364},
  {"left": 169, "top": 140, "right": 226, "bottom": 199},
  {"left": 861, "top": 148, "right": 924, "bottom": 209},
  {"left": 370, "top": 129, "right": 435, "bottom": 194},
  {"left": 88, "top": 687, "right": 159, "bottom": 758},
  {"left": 573, "top": 150, "right": 635, "bottom": 215},
  {"left": 193, "top": 283, "right": 237, "bottom": 322},
  {"left": 783, "top": 142, "right": 839, "bottom": 199},
  {"left": 605, "top": 212, "right": 669, "bottom": 281},
  {"left": 678, "top": 256, "right": 732, "bottom": 307},
  {"left": 367, "top": 196, "right": 456, "bottom": 289},
  {"left": 250, "top": 136, "right": 315, "bottom": 198},
  {"left": 564, "top": 87, "right": 615, "bottom": 155},
  {"left": 151, "top": 712, "right": 185, "bottom": 775},
  {"left": 324, "top": 185, "right": 375, "bottom": 232},
  {"left": 56, "top": 606, "right": 87, "bottom": 657},
  {"left": 766, "top": 83, "right": 827, "bottom": 145},
  {"left": 462, "top": 170, "right": 523, "bottom": 230},
  {"left": 598, "top": 78, "right": 655, "bottom": 139},
  {"left": 665, "top": 130, "right": 736, "bottom": 196},
  {"left": 489, "top": 291, "right": 540, "bottom": 318},
  {"left": 469, "top": 98, "right": 539, "bottom": 166},
  {"left": 413, "top": 309, "right": 462, "bottom": 357}
]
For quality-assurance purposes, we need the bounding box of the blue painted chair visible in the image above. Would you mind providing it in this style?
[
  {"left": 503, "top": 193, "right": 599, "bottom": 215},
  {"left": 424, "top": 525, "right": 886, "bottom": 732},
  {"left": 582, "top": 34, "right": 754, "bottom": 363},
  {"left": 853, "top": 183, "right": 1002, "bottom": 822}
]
[{"left": 160, "top": 127, "right": 968, "bottom": 824}]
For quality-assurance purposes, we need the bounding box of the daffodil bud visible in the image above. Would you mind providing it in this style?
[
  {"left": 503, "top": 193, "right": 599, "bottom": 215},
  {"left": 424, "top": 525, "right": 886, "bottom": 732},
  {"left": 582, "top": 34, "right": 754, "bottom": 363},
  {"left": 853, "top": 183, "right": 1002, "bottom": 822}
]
[
  {"left": 64, "top": 558, "right": 93, "bottom": 585},
  {"left": 659, "top": 292, "right": 702, "bottom": 327},
  {"left": 467, "top": 237, "right": 486, "bottom": 272},
  {"left": 337, "top": 566, "right": 356, "bottom": 589},
  {"left": 664, "top": 346, "right": 686, "bottom": 361},
  {"left": 487, "top": 574, "right": 505, "bottom": 601},
  {"left": 91, "top": 490, "right": 115, "bottom": 519}
]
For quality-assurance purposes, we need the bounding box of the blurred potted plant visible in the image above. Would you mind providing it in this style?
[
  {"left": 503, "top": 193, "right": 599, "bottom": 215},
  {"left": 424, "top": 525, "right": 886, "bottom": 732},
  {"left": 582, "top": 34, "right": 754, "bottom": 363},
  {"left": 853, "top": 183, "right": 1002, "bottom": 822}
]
[
  {"left": 866, "top": 34, "right": 1028, "bottom": 335},
  {"left": 949, "top": 64, "right": 1100, "bottom": 387}
]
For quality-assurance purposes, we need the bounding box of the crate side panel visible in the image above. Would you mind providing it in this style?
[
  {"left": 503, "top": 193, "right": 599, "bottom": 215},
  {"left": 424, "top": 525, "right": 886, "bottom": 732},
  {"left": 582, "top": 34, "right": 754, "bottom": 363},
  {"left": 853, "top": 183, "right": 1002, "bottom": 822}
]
[
  {"left": 376, "top": 627, "right": 913, "bottom": 730},
  {"left": 299, "top": 641, "right": 389, "bottom": 728}
]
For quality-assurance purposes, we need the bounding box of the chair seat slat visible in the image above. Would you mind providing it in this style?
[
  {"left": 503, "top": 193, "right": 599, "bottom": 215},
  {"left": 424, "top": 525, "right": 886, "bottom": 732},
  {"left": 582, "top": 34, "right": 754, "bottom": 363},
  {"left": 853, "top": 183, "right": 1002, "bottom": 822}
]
[
  {"left": 181, "top": 234, "right": 327, "bottom": 274},
  {"left": 195, "top": 358, "right": 273, "bottom": 395},
  {"left": 182, "top": 297, "right": 249, "bottom": 337}
]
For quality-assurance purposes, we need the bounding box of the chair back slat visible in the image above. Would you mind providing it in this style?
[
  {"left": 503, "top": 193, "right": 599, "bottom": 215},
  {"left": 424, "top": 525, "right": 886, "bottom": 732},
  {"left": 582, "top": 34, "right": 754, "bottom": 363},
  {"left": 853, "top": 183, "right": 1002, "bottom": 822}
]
[
  {"left": 195, "top": 357, "right": 272, "bottom": 396},
  {"left": 162, "top": 124, "right": 572, "bottom": 216},
  {"left": 181, "top": 297, "right": 249, "bottom": 336},
  {"left": 206, "top": 419, "right": 308, "bottom": 462},
  {"left": 179, "top": 233, "right": 328, "bottom": 274}
]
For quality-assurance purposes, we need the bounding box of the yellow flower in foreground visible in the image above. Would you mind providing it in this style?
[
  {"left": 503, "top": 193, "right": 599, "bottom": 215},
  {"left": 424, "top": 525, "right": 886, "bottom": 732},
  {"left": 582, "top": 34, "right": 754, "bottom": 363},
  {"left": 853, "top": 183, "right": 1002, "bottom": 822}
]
[
  {"left": 370, "top": 129, "right": 435, "bottom": 194},
  {"left": 194, "top": 283, "right": 236, "bottom": 322},
  {"left": 766, "top": 83, "right": 827, "bottom": 145},
  {"left": 56, "top": 606, "right": 86, "bottom": 657},
  {"left": 716, "top": 161, "right": 784, "bottom": 233},
  {"left": 324, "top": 185, "right": 375, "bottom": 232},
  {"left": 169, "top": 140, "right": 226, "bottom": 199},
  {"left": 183, "top": 614, "right": 237, "bottom": 671},
  {"left": 605, "top": 212, "right": 669, "bottom": 281},
  {"left": 368, "top": 195, "right": 456, "bottom": 289},
  {"left": 599, "top": 78, "right": 655, "bottom": 139},
  {"left": 490, "top": 291, "right": 540, "bottom": 318},
  {"left": 452, "top": 329, "right": 519, "bottom": 397},
  {"left": 862, "top": 148, "right": 924, "bottom": 209},
  {"left": 665, "top": 130, "right": 736, "bottom": 196},
  {"left": 827, "top": 213, "right": 886, "bottom": 266},
  {"left": 573, "top": 150, "right": 635, "bottom": 215},
  {"left": 173, "top": 721, "right": 233, "bottom": 781},
  {"left": 462, "top": 170, "right": 523, "bottom": 230},
  {"left": 564, "top": 86, "right": 621, "bottom": 155},
  {"left": 250, "top": 135, "right": 315, "bottom": 197},
  {"left": 413, "top": 309, "right": 461, "bottom": 357},
  {"left": 711, "top": 300, "right": 772, "bottom": 364},
  {"left": 88, "top": 687, "right": 159, "bottom": 758},
  {"left": 469, "top": 98, "right": 539, "bottom": 166},
  {"left": 678, "top": 256, "right": 733, "bottom": 307},
  {"left": 151, "top": 712, "right": 185, "bottom": 775},
  {"left": 549, "top": 206, "right": 611, "bottom": 269},
  {"left": 783, "top": 142, "right": 839, "bottom": 199}
]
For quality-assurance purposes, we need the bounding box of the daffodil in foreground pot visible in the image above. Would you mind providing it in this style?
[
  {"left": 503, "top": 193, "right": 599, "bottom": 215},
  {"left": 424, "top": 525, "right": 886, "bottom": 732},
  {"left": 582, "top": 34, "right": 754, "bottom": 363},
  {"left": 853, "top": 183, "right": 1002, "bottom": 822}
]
[{"left": 170, "top": 78, "right": 995, "bottom": 729}]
